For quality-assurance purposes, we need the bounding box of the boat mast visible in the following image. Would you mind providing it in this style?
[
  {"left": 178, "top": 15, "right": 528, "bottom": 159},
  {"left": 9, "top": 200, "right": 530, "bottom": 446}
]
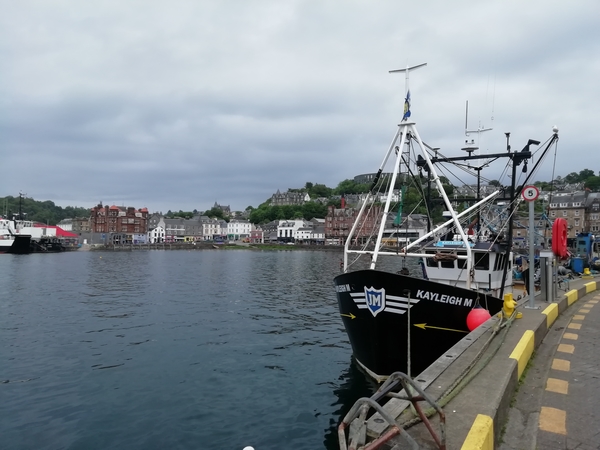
[
  {"left": 367, "top": 64, "right": 428, "bottom": 270},
  {"left": 388, "top": 64, "right": 475, "bottom": 287}
]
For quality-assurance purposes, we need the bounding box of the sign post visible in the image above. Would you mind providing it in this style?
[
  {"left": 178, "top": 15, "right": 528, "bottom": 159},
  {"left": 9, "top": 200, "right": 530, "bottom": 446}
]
[{"left": 522, "top": 185, "right": 539, "bottom": 309}]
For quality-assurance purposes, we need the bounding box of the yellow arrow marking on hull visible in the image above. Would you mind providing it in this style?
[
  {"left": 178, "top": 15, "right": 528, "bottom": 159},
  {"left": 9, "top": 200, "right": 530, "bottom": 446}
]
[
  {"left": 413, "top": 323, "right": 468, "bottom": 333},
  {"left": 340, "top": 313, "right": 356, "bottom": 319}
]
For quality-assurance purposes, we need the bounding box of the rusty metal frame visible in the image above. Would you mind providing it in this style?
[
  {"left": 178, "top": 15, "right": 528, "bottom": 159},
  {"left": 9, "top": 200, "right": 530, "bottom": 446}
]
[{"left": 338, "top": 372, "right": 446, "bottom": 450}]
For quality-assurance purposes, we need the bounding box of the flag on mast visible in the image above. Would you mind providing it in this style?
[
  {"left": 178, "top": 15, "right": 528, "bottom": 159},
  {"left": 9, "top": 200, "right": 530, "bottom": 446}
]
[{"left": 402, "top": 90, "right": 411, "bottom": 120}]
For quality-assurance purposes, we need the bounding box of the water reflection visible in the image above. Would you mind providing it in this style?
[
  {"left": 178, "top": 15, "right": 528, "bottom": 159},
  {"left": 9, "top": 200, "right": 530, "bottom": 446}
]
[{"left": 323, "top": 360, "right": 379, "bottom": 450}]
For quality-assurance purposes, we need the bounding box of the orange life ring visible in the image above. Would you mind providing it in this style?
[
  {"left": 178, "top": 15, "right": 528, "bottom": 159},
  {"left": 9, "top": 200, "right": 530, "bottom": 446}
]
[{"left": 552, "top": 218, "right": 568, "bottom": 259}]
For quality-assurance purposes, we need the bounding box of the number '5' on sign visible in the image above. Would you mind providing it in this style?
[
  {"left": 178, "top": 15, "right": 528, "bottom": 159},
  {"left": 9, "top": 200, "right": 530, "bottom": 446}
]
[{"left": 522, "top": 186, "right": 539, "bottom": 202}]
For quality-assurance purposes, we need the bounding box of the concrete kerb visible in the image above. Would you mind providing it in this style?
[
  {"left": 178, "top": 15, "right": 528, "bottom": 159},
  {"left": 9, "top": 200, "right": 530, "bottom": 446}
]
[{"left": 460, "top": 278, "right": 598, "bottom": 450}]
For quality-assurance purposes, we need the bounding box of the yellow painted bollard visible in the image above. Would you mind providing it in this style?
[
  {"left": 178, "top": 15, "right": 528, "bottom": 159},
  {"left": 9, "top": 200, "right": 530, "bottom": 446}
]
[{"left": 501, "top": 293, "right": 522, "bottom": 319}]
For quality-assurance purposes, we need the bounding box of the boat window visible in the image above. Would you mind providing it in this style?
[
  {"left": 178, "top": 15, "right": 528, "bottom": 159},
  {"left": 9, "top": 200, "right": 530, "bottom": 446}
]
[
  {"left": 474, "top": 253, "right": 489, "bottom": 270},
  {"left": 440, "top": 259, "right": 455, "bottom": 269},
  {"left": 426, "top": 252, "right": 438, "bottom": 267}
]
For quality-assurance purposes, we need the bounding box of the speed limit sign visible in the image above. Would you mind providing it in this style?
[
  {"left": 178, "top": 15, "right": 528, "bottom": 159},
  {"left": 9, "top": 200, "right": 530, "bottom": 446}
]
[{"left": 522, "top": 185, "right": 539, "bottom": 202}]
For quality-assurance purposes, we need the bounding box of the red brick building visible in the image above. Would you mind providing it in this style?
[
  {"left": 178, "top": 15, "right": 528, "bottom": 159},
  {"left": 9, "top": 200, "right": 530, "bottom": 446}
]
[
  {"left": 325, "top": 205, "right": 382, "bottom": 245},
  {"left": 90, "top": 204, "right": 149, "bottom": 234}
]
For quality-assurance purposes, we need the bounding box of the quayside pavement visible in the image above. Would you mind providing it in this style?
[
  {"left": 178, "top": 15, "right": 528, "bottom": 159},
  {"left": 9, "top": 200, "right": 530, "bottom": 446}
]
[
  {"left": 367, "top": 275, "right": 600, "bottom": 450},
  {"left": 499, "top": 284, "right": 600, "bottom": 449}
]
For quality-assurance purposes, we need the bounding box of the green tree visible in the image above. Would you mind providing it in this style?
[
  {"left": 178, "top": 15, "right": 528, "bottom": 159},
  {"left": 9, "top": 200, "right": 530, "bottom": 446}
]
[
  {"left": 585, "top": 176, "right": 600, "bottom": 192},
  {"left": 0, "top": 195, "right": 90, "bottom": 225},
  {"left": 578, "top": 169, "right": 595, "bottom": 182},
  {"left": 564, "top": 172, "right": 579, "bottom": 184},
  {"left": 205, "top": 207, "right": 227, "bottom": 221},
  {"left": 309, "top": 183, "right": 333, "bottom": 198},
  {"left": 333, "top": 179, "right": 370, "bottom": 195}
]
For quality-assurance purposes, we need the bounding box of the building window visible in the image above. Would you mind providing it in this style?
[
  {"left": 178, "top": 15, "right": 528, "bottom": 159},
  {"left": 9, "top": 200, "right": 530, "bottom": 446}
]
[
  {"left": 550, "top": 211, "right": 556, "bottom": 217},
  {"left": 562, "top": 211, "right": 567, "bottom": 217},
  {"left": 575, "top": 210, "right": 580, "bottom": 216}
]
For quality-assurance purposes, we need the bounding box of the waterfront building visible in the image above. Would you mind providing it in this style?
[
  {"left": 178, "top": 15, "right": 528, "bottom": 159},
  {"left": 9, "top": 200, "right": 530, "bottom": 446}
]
[
  {"left": 278, "top": 219, "right": 310, "bottom": 243},
  {"left": 200, "top": 216, "right": 219, "bottom": 240},
  {"left": 249, "top": 227, "right": 264, "bottom": 244},
  {"left": 325, "top": 205, "right": 382, "bottom": 245},
  {"left": 227, "top": 219, "right": 251, "bottom": 241},
  {"left": 90, "top": 204, "right": 149, "bottom": 235}
]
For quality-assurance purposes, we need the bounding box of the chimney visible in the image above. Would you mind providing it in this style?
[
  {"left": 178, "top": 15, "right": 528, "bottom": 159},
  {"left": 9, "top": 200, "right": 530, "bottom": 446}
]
[{"left": 341, "top": 194, "right": 346, "bottom": 209}]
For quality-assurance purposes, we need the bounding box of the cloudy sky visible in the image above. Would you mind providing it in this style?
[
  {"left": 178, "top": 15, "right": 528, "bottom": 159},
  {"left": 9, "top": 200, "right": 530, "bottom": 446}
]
[{"left": 2, "top": 0, "right": 598, "bottom": 213}]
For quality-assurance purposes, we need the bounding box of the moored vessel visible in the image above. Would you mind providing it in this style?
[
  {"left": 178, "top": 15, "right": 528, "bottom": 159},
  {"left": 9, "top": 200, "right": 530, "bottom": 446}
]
[{"left": 333, "top": 64, "right": 560, "bottom": 381}]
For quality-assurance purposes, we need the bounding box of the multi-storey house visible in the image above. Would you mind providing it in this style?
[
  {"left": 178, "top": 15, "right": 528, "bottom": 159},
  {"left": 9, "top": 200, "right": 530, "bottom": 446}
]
[
  {"left": 277, "top": 219, "right": 310, "bottom": 243},
  {"left": 90, "top": 204, "right": 149, "bottom": 238},
  {"left": 585, "top": 192, "right": 600, "bottom": 234},
  {"left": 227, "top": 219, "right": 251, "bottom": 241},
  {"left": 270, "top": 190, "right": 310, "bottom": 206},
  {"left": 249, "top": 227, "right": 264, "bottom": 244},
  {"left": 325, "top": 205, "right": 382, "bottom": 245},
  {"left": 261, "top": 220, "right": 280, "bottom": 243},
  {"left": 200, "top": 216, "right": 223, "bottom": 241},
  {"left": 547, "top": 191, "right": 587, "bottom": 238},
  {"left": 212, "top": 202, "right": 231, "bottom": 217}
]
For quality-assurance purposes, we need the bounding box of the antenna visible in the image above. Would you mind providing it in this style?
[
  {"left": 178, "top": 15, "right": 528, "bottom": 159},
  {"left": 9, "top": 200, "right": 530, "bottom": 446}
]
[
  {"left": 389, "top": 63, "right": 427, "bottom": 121},
  {"left": 463, "top": 99, "right": 493, "bottom": 162}
]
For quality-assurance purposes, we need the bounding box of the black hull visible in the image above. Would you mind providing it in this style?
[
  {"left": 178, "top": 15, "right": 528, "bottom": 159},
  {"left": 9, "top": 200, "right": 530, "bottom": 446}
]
[
  {"left": 4, "top": 235, "right": 32, "bottom": 254},
  {"left": 334, "top": 270, "right": 504, "bottom": 380}
]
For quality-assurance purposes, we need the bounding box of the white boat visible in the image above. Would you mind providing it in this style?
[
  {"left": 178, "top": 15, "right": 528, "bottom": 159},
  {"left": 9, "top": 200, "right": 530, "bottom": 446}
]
[{"left": 0, "top": 218, "right": 31, "bottom": 254}]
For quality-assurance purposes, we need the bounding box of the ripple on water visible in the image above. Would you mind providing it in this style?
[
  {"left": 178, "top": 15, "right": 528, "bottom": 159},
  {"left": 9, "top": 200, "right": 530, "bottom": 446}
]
[{"left": 0, "top": 250, "right": 375, "bottom": 450}]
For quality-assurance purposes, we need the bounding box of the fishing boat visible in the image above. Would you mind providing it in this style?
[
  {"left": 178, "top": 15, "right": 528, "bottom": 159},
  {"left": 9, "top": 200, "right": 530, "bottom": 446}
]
[{"left": 333, "top": 63, "right": 560, "bottom": 381}]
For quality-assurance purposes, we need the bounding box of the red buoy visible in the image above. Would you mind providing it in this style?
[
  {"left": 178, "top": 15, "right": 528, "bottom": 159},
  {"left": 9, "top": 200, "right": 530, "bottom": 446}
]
[{"left": 466, "top": 307, "right": 491, "bottom": 331}]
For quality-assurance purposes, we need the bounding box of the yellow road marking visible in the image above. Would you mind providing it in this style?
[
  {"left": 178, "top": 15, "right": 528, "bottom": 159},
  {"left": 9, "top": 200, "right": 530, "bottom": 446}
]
[
  {"left": 573, "top": 314, "right": 585, "bottom": 320},
  {"left": 563, "top": 333, "right": 578, "bottom": 340},
  {"left": 557, "top": 343, "right": 575, "bottom": 354},
  {"left": 539, "top": 407, "right": 566, "bottom": 434},
  {"left": 546, "top": 378, "right": 569, "bottom": 394},
  {"left": 552, "top": 359, "right": 571, "bottom": 371},
  {"left": 580, "top": 309, "right": 591, "bottom": 313},
  {"left": 584, "top": 302, "right": 595, "bottom": 307},
  {"left": 568, "top": 322, "right": 582, "bottom": 330}
]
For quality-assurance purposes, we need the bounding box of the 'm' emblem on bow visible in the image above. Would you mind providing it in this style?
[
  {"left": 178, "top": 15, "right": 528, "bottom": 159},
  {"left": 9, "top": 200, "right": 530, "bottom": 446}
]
[{"left": 364, "top": 287, "right": 386, "bottom": 317}]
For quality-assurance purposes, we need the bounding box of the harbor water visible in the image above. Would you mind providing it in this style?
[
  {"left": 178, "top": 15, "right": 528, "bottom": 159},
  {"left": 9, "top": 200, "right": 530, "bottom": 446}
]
[{"left": 0, "top": 250, "right": 380, "bottom": 450}]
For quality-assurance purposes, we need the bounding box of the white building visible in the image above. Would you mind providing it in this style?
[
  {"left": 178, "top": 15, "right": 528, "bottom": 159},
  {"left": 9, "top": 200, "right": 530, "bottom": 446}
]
[
  {"left": 227, "top": 219, "right": 252, "bottom": 240},
  {"left": 148, "top": 225, "right": 165, "bottom": 243},
  {"left": 201, "top": 217, "right": 222, "bottom": 240},
  {"left": 278, "top": 219, "right": 310, "bottom": 242}
]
